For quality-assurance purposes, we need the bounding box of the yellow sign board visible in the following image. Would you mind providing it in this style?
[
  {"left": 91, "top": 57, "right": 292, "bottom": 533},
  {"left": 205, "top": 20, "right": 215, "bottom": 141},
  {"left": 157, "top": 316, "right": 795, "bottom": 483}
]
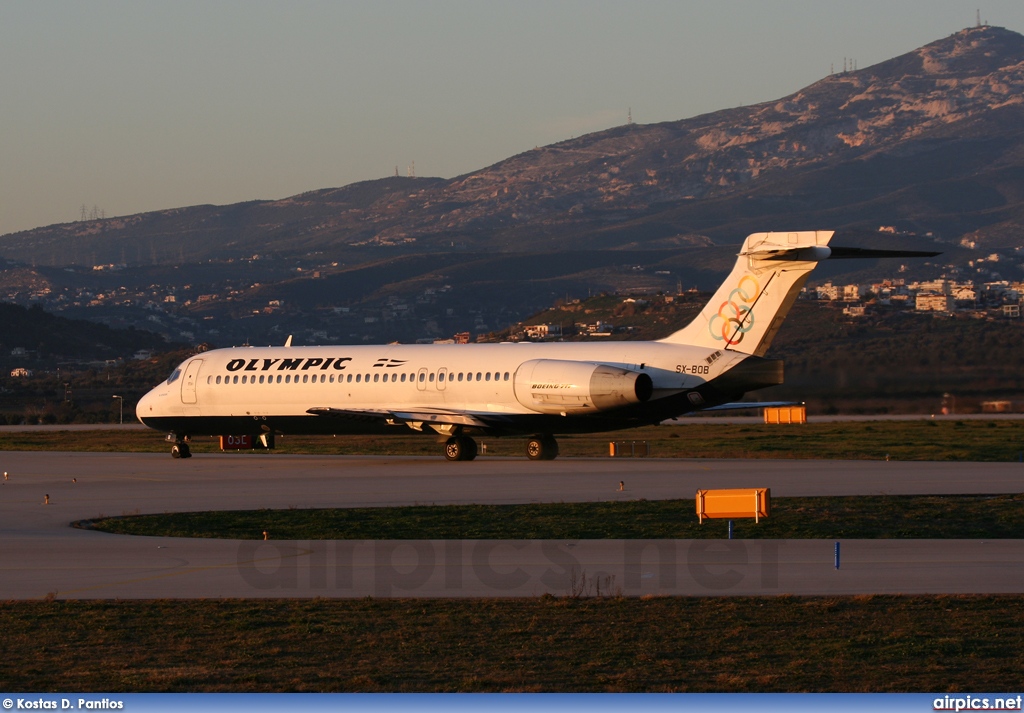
[
  {"left": 696, "top": 488, "right": 770, "bottom": 524},
  {"left": 764, "top": 406, "right": 806, "bottom": 424}
]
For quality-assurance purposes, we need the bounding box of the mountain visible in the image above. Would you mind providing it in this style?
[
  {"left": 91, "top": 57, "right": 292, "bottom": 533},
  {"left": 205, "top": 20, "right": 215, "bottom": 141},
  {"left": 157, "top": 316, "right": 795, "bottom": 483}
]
[
  {"left": 0, "top": 26, "right": 1022, "bottom": 348},
  {"left": 2, "top": 24, "right": 1023, "bottom": 268},
  {"left": 0, "top": 302, "right": 169, "bottom": 367}
]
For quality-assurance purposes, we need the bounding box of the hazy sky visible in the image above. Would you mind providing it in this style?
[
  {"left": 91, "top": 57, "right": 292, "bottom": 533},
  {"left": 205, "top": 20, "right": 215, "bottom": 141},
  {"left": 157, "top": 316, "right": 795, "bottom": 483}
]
[{"left": 2, "top": 1, "right": 1023, "bottom": 236}]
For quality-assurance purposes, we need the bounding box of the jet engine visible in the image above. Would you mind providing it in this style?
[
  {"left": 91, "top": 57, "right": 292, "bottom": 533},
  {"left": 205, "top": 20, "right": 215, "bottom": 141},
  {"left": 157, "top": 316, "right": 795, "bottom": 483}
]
[{"left": 513, "top": 359, "right": 653, "bottom": 415}]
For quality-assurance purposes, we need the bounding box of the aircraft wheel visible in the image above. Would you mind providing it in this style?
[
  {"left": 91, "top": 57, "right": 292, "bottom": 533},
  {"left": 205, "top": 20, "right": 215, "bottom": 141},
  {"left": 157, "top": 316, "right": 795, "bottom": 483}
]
[
  {"left": 445, "top": 436, "right": 478, "bottom": 461},
  {"left": 170, "top": 442, "right": 192, "bottom": 459},
  {"left": 526, "top": 436, "right": 558, "bottom": 461},
  {"left": 460, "top": 436, "right": 477, "bottom": 461},
  {"left": 444, "top": 437, "right": 465, "bottom": 461}
]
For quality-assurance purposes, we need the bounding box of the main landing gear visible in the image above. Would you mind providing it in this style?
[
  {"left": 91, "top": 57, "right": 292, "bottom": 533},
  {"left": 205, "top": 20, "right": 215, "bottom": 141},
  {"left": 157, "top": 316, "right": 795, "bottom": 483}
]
[
  {"left": 526, "top": 435, "right": 559, "bottom": 461},
  {"left": 444, "top": 434, "right": 560, "bottom": 461},
  {"left": 168, "top": 435, "right": 192, "bottom": 459},
  {"left": 443, "top": 436, "right": 477, "bottom": 461}
]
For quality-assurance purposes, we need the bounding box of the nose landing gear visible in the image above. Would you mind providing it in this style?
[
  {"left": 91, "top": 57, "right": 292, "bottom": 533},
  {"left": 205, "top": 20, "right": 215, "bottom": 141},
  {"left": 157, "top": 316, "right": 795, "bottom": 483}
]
[{"left": 168, "top": 435, "right": 192, "bottom": 459}]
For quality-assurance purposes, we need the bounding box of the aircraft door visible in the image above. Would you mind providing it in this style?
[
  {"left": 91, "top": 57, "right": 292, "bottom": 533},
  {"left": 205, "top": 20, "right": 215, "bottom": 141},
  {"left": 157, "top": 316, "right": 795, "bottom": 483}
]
[
  {"left": 181, "top": 358, "right": 204, "bottom": 404},
  {"left": 437, "top": 367, "right": 447, "bottom": 391},
  {"left": 416, "top": 367, "right": 428, "bottom": 392}
]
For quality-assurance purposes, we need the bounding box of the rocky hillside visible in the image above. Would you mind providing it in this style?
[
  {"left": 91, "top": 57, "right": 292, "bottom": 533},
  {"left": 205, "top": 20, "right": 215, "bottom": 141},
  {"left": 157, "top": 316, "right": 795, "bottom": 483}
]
[{"left": 2, "top": 25, "right": 1023, "bottom": 267}]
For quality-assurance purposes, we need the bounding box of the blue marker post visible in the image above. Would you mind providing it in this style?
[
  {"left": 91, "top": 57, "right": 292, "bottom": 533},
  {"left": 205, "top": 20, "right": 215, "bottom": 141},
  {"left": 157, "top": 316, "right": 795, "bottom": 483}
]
[
  {"left": 834, "top": 541, "right": 841, "bottom": 570},
  {"left": 728, "top": 520, "right": 733, "bottom": 540}
]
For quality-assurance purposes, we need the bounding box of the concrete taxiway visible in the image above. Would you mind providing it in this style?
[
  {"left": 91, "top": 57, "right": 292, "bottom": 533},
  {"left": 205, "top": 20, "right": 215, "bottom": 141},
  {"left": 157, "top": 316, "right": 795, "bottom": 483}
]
[{"left": 1, "top": 452, "right": 1022, "bottom": 599}]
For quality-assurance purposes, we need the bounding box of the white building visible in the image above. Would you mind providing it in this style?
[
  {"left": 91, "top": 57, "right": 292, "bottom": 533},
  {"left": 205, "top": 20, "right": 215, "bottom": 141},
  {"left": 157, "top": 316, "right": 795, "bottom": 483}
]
[
  {"left": 915, "top": 294, "right": 954, "bottom": 312},
  {"left": 524, "top": 324, "right": 563, "bottom": 339}
]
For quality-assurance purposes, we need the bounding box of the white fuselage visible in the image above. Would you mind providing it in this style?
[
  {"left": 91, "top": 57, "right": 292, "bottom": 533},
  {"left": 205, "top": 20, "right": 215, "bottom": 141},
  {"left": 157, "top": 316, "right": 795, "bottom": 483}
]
[{"left": 136, "top": 340, "right": 747, "bottom": 432}]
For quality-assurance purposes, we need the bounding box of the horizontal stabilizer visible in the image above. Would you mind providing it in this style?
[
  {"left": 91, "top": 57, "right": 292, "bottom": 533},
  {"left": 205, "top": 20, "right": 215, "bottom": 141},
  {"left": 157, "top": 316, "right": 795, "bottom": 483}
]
[{"left": 827, "top": 247, "right": 941, "bottom": 259}]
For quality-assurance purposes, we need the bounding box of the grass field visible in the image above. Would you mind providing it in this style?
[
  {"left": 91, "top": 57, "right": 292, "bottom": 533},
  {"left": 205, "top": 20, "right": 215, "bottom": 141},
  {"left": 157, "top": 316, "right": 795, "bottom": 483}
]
[
  {"left": 2, "top": 597, "right": 1023, "bottom": 692},
  {"left": 6, "top": 420, "right": 1024, "bottom": 693},
  {"left": 89, "top": 494, "right": 1024, "bottom": 540},
  {"left": 4, "top": 419, "right": 1024, "bottom": 461}
]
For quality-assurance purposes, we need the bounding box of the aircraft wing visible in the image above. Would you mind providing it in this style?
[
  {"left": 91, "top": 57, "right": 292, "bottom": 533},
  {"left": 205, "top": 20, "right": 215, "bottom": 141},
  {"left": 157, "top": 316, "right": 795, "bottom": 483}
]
[
  {"left": 306, "top": 406, "right": 511, "bottom": 429},
  {"left": 693, "top": 401, "right": 803, "bottom": 412}
]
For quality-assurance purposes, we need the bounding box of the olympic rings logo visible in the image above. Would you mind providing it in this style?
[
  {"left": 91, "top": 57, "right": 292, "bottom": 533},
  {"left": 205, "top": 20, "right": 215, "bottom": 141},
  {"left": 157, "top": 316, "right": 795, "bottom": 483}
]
[{"left": 708, "top": 275, "right": 759, "bottom": 345}]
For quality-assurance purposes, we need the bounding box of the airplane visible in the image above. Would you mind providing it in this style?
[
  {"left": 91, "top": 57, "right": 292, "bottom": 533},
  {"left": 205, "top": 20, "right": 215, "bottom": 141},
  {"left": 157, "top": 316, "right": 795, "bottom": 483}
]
[{"left": 136, "top": 230, "right": 937, "bottom": 460}]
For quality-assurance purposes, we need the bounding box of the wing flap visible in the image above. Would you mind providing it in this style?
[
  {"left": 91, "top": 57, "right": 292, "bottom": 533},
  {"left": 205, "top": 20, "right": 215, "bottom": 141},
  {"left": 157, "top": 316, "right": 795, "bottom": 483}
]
[{"left": 307, "top": 406, "right": 505, "bottom": 429}]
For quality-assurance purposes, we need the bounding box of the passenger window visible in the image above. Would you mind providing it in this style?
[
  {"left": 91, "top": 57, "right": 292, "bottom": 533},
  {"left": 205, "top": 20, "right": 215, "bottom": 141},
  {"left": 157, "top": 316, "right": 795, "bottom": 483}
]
[
  {"left": 486, "top": 373, "right": 491, "bottom": 382},
  {"left": 504, "top": 372, "right": 510, "bottom": 381},
  {"left": 476, "top": 372, "right": 482, "bottom": 381},
  {"left": 233, "top": 375, "right": 239, "bottom": 384},
  {"left": 374, "top": 374, "right": 379, "bottom": 383},
  {"left": 400, "top": 373, "right": 406, "bottom": 383},
  {"left": 241, "top": 375, "right": 247, "bottom": 384},
  {"left": 429, "top": 373, "right": 435, "bottom": 382},
  {"left": 276, "top": 375, "right": 282, "bottom": 384},
  {"left": 457, "top": 373, "right": 463, "bottom": 382},
  {"left": 419, "top": 372, "right": 425, "bottom": 383},
  {"left": 347, "top": 374, "right": 352, "bottom": 383},
  {"left": 439, "top": 372, "right": 445, "bottom": 382},
  {"left": 216, "top": 375, "right": 221, "bottom": 385},
  {"left": 356, "top": 374, "right": 361, "bottom": 383}
]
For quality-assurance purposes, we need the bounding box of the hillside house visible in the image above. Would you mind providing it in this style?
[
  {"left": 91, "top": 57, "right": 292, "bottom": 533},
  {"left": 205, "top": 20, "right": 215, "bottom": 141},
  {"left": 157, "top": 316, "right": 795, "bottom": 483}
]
[
  {"left": 915, "top": 294, "right": 954, "bottom": 312},
  {"left": 524, "top": 324, "right": 562, "bottom": 339}
]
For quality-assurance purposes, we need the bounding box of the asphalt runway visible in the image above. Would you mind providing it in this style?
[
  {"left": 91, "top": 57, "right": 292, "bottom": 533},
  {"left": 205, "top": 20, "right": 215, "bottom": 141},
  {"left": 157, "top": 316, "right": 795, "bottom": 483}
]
[{"left": 1, "top": 452, "right": 1023, "bottom": 599}]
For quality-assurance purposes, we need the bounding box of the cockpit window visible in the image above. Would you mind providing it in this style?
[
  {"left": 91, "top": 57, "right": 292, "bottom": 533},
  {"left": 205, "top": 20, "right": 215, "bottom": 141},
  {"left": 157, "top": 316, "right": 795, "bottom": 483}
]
[{"left": 166, "top": 368, "right": 182, "bottom": 385}]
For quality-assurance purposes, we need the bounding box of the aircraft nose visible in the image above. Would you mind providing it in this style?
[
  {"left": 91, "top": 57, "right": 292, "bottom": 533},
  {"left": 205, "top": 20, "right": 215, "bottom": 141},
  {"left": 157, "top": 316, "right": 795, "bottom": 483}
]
[{"left": 135, "top": 387, "right": 159, "bottom": 424}]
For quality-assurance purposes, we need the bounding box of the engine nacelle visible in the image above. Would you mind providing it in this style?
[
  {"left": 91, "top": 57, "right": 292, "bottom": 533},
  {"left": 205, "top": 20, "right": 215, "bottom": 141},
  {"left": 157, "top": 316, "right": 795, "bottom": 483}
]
[{"left": 513, "top": 359, "right": 653, "bottom": 415}]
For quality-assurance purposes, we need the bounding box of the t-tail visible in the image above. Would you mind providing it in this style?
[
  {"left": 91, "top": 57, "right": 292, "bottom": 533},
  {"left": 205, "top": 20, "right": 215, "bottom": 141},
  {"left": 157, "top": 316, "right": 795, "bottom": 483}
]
[{"left": 660, "top": 230, "right": 835, "bottom": 357}]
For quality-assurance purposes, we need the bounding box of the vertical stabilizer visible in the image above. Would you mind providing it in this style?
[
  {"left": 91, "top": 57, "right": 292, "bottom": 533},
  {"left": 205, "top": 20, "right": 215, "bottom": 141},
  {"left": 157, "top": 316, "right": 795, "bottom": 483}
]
[{"left": 660, "top": 231, "right": 834, "bottom": 356}]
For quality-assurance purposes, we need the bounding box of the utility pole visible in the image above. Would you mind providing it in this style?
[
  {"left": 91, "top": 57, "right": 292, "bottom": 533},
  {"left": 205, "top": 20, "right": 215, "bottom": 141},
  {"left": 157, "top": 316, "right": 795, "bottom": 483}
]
[{"left": 113, "top": 395, "right": 123, "bottom": 425}]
